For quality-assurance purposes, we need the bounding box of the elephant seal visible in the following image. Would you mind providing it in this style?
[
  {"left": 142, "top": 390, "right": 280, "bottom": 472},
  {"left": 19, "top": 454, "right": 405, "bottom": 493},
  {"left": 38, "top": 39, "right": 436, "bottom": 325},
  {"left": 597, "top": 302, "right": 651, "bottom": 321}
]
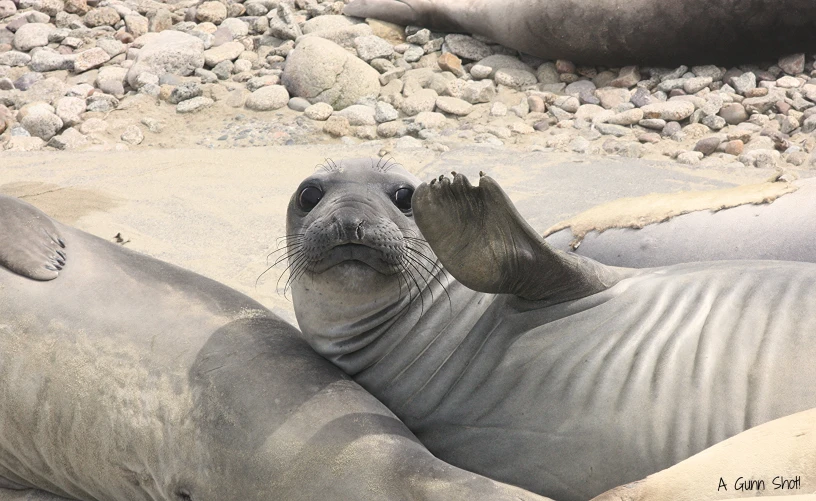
[
  {"left": 0, "top": 195, "right": 547, "bottom": 501},
  {"left": 286, "top": 158, "right": 816, "bottom": 501},
  {"left": 544, "top": 178, "right": 816, "bottom": 267},
  {"left": 343, "top": 0, "right": 816, "bottom": 65}
]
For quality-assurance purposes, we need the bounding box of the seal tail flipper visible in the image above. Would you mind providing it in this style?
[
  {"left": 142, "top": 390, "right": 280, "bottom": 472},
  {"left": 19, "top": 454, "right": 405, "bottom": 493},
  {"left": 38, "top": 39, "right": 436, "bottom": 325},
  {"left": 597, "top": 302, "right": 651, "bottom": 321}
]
[
  {"left": 343, "top": 0, "right": 421, "bottom": 27},
  {"left": 0, "top": 195, "right": 66, "bottom": 281},
  {"left": 413, "top": 173, "right": 627, "bottom": 303}
]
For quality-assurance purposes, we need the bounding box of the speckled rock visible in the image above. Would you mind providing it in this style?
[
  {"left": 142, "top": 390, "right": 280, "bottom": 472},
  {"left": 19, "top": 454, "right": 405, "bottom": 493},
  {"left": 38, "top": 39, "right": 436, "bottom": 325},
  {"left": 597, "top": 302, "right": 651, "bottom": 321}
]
[
  {"left": 29, "top": 47, "right": 71, "bottom": 72},
  {"left": 120, "top": 124, "right": 144, "bottom": 145},
  {"left": 54, "top": 96, "right": 85, "bottom": 126},
  {"left": 304, "top": 102, "right": 333, "bottom": 120},
  {"left": 20, "top": 108, "right": 63, "bottom": 140},
  {"left": 336, "top": 104, "right": 376, "bottom": 126},
  {"left": 196, "top": 1, "right": 227, "bottom": 24},
  {"left": 461, "top": 80, "right": 495, "bottom": 104},
  {"left": 13, "top": 23, "right": 54, "bottom": 52},
  {"left": 125, "top": 31, "right": 205, "bottom": 88},
  {"left": 401, "top": 88, "right": 438, "bottom": 116},
  {"left": 73, "top": 47, "right": 111, "bottom": 73},
  {"left": 444, "top": 34, "right": 491, "bottom": 61},
  {"left": 84, "top": 7, "right": 120, "bottom": 27},
  {"left": 245, "top": 84, "right": 289, "bottom": 111},
  {"left": 693, "top": 136, "right": 722, "bottom": 155},
  {"left": 435, "top": 96, "right": 473, "bottom": 116},
  {"left": 323, "top": 115, "right": 350, "bottom": 136},
  {"left": 374, "top": 101, "right": 398, "bottom": 122},
  {"left": 176, "top": 96, "right": 214, "bottom": 113},
  {"left": 282, "top": 37, "right": 379, "bottom": 110},
  {"left": 0, "top": 0, "right": 16, "bottom": 19},
  {"left": 204, "top": 41, "right": 244, "bottom": 67},
  {"left": 354, "top": 35, "right": 393, "bottom": 62},
  {"left": 641, "top": 100, "right": 695, "bottom": 121}
]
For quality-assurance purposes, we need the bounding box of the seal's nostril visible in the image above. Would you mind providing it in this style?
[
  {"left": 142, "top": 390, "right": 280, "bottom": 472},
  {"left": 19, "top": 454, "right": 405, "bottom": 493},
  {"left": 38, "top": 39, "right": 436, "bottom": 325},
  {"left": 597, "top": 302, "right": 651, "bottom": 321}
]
[{"left": 356, "top": 221, "right": 365, "bottom": 240}]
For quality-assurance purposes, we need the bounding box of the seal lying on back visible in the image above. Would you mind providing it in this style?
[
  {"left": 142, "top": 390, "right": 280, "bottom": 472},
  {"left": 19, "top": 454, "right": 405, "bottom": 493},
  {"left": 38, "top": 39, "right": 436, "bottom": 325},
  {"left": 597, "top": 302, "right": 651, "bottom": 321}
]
[
  {"left": 0, "top": 195, "right": 546, "bottom": 501},
  {"left": 344, "top": 0, "right": 816, "bottom": 65},
  {"left": 286, "top": 158, "right": 816, "bottom": 501}
]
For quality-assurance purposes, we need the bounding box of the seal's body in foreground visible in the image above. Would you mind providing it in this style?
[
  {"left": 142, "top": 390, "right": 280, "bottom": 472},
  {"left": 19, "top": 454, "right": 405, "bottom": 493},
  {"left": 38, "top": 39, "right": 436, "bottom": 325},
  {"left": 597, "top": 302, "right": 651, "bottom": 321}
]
[
  {"left": 287, "top": 159, "right": 816, "bottom": 501},
  {"left": 344, "top": 0, "right": 816, "bottom": 65},
  {"left": 0, "top": 195, "right": 546, "bottom": 501}
]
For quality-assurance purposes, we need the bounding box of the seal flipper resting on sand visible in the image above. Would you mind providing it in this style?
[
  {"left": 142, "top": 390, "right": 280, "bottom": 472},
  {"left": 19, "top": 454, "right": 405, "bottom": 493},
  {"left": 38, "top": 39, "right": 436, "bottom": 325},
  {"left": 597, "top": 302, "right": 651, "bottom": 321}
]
[
  {"left": 0, "top": 196, "right": 67, "bottom": 281},
  {"left": 287, "top": 159, "right": 816, "bottom": 501},
  {"left": 0, "top": 194, "right": 548, "bottom": 501},
  {"left": 343, "top": 0, "right": 816, "bottom": 65}
]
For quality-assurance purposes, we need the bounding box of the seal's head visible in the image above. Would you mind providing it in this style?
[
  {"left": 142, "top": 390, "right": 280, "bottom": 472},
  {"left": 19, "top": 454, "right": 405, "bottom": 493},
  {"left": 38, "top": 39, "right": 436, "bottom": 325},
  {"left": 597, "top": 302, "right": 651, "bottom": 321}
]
[{"left": 284, "top": 158, "right": 438, "bottom": 357}]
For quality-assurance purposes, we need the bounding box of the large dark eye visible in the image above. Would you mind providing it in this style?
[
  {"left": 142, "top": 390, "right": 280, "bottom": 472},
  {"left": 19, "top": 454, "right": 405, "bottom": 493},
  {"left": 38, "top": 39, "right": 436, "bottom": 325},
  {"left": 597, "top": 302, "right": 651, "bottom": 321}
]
[
  {"left": 298, "top": 186, "right": 323, "bottom": 211},
  {"left": 394, "top": 187, "right": 413, "bottom": 212}
]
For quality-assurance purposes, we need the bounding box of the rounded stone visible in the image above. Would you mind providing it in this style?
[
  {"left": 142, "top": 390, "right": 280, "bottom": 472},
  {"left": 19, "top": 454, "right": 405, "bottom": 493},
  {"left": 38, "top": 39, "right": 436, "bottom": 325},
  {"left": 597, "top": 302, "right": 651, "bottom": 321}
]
[
  {"left": 354, "top": 35, "right": 394, "bottom": 62},
  {"left": 84, "top": 7, "right": 120, "bottom": 27},
  {"left": 677, "top": 150, "right": 704, "bottom": 165},
  {"left": 168, "top": 83, "right": 203, "bottom": 104},
  {"left": 304, "top": 102, "right": 333, "bottom": 121},
  {"left": 323, "top": 115, "right": 350, "bottom": 137},
  {"left": 469, "top": 64, "right": 492, "bottom": 80},
  {"left": 718, "top": 103, "right": 749, "bottom": 125},
  {"left": 401, "top": 88, "right": 438, "bottom": 116},
  {"left": 414, "top": 111, "right": 446, "bottom": 129},
  {"left": 54, "top": 96, "right": 85, "bottom": 126},
  {"left": 606, "top": 108, "right": 643, "bottom": 125},
  {"left": 494, "top": 68, "right": 537, "bottom": 88},
  {"left": 245, "top": 85, "right": 289, "bottom": 111},
  {"left": 196, "top": 1, "right": 227, "bottom": 24},
  {"left": 21, "top": 110, "right": 63, "bottom": 140},
  {"left": 125, "top": 31, "right": 205, "bottom": 88},
  {"left": 374, "top": 101, "right": 398, "bottom": 122},
  {"left": 640, "top": 101, "right": 695, "bottom": 121},
  {"left": 444, "top": 34, "right": 491, "bottom": 61},
  {"left": 281, "top": 37, "right": 380, "bottom": 111},
  {"left": 204, "top": 41, "right": 244, "bottom": 67},
  {"left": 176, "top": 96, "right": 214, "bottom": 113},
  {"left": 287, "top": 97, "right": 311, "bottom": 111},
  {"left": 120, "top": 125, "right": 144, "bottom": 145},
  {"left": 13, "top": 23, "right": 55, "bottom": 52},
  {"left": 435, "top": 96, "right": 473, "bottom": 116},
  {"left": 693, "top": 136, "right": 722, "bottom": 156}
]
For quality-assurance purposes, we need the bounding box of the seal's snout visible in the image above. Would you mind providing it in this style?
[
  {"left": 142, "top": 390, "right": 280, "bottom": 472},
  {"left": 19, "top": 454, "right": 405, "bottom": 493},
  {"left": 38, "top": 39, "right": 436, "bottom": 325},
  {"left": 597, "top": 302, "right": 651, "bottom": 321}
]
[{"left": 337, "top": 215, "right": 366, "bottom": 243}]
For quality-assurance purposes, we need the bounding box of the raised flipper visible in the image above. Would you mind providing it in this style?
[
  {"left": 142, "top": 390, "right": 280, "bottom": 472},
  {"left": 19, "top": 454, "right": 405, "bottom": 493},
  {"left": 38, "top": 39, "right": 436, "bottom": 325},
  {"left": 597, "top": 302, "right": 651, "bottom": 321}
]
[
  {"left": 413, "top": 173, "right": 627, "bottom": 302},
  {"left": 0, "top": 195, "right": 66, "bottom": 281}
]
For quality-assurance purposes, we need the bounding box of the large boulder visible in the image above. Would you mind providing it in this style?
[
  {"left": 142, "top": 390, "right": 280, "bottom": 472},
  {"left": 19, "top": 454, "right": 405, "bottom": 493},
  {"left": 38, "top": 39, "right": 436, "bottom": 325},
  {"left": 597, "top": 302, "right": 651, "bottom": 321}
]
[
  {"left": 125, "top": 31, "right": 205, "bottom": 88},
  {"left": 281, "top": 37, "right": 379, "bottom": 110}
]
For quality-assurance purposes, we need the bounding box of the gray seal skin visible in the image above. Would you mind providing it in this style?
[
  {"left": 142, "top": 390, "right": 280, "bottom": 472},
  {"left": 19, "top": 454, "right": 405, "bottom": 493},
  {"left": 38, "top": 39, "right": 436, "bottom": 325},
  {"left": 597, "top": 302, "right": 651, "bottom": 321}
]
[
  {"left": 545, "top": 178, "right": 816, "bottom": 268},
  {"left": 343, "top": 0, "right": 816, "bottom": 65},
  {"left": 0, "top": 195, "right": 548, "bottom": 501},
  {"left": 287, "top": 158, "right": 816, "bottom": 501}
]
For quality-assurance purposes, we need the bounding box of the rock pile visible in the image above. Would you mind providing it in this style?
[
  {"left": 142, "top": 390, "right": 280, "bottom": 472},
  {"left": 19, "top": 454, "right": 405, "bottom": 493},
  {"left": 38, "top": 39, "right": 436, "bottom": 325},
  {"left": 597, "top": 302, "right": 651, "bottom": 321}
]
[{"left": 1, "top": 0, "right": 815, "bottom": 171}]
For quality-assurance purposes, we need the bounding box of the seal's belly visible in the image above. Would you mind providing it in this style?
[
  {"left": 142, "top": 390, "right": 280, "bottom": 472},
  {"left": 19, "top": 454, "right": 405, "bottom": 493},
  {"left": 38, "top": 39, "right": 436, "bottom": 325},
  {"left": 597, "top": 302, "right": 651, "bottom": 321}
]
[{"left": 415, "top": 260, "right": 816, "bottom": 500}]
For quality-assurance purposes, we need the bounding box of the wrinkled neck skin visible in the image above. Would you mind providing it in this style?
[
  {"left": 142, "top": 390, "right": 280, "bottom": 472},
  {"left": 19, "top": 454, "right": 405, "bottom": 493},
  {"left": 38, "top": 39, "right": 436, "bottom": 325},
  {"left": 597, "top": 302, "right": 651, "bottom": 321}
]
[{"left": 293, "top": 263, "right": 498, "bottom": 420}]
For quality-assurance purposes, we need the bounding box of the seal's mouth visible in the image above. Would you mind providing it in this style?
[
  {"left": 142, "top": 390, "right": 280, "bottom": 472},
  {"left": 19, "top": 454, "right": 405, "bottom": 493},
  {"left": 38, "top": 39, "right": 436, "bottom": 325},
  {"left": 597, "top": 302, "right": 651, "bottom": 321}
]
[{"left": 309, "top": 243, "right": 397, "bottom": 274}]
